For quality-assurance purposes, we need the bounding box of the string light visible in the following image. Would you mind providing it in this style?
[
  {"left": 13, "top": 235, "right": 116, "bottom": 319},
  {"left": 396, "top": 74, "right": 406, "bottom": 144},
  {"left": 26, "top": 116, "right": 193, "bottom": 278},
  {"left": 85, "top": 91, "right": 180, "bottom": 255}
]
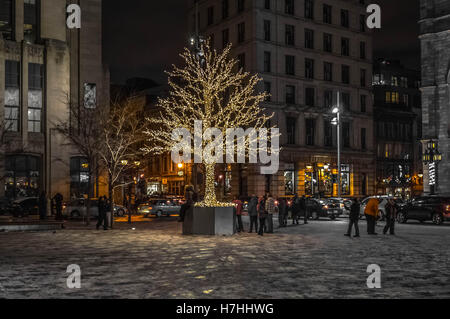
[{"left": 143, "top": 41, "right": 274, "bottom": 207}]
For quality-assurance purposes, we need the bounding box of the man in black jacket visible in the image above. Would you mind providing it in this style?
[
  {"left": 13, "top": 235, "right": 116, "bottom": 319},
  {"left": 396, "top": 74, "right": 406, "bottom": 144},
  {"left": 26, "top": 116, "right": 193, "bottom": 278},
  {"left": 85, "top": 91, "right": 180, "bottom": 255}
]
[
  {"left": 383, "top": 199, "right": 397, "bottom": 235},
  {"left": 291, "top": 194, "right": 300, "bottom": 225},
  {"left": 96, "top": 196, "right": 108, "bottom": 230},
  {"left": 345, "top": 198, "right": 360, "bottom": 237},
  {"left": 301, "top": 195, "right": 308, "bottom": 224},
  {"left": 248, "top": 195, "right": 259, "bottom": 233}
]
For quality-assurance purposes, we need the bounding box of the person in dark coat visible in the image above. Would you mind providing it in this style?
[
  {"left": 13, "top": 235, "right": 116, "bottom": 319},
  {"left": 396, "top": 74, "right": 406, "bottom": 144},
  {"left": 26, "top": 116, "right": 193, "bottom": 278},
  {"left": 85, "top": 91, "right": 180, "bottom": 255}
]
[
  {"left": 178, "top": 185, "right": 194, "bottom": 222},
  {"left": 96, "top": 196, "right": 108, "bottom": 230},
  {"left": 345, "top": 198, "right": 360, "bottom": 237},
  {"left": 265, "top": 194, "right": 276, "bottom": 233},
  {"left": 39, "top": 191, "right": 47, "bottom": 220},
  {"left": 232, "top": 197, "right": 244, "bottom": 233},
  {"left": 291, "top": 194, "right": 300, "bottom": 225},
  {"left": 278, "top": 197, "right": 287, "bottom": 227},
  {"left": 383, "top": 199, "right": 397, "bottom": 235},
  {"left": 300, "top": 195, "right": 308, "bottom": 224},
  {"left": 258, "top": 196, "right": 267, "bottom": 236},
  {"left": 53, "top": 193, "right": 64, "bottom": 221},
  {"left": 248, "top": 195, "right": 259, "bottom": 233}
]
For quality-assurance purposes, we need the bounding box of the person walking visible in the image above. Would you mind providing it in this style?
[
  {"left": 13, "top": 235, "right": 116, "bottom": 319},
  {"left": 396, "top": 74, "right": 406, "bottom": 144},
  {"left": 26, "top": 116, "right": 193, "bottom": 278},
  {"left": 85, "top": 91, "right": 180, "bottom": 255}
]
[
  {"left": 278, "top": 197, "right": 287, "bottom": 227},
  {"left": 39, "top": 191, "right": 47, "bottom": 220},
  {"left": 258, "top": 196, "right": 267, "bottom": 236},
  {"left": 248, "top": 195, "right": 259, "bottom": 233},
  {"left": 178, "top": 185, "right": 194, "bottom": 222},
  {"left": 364, "top": 197, "right": 379, "bottom": 235},
  {"left": 265, "top": 194, "right": 276, "bottom": 233},
  {"left": 53, "top": 193, "right": 64, "bottom": 221},
  {"left": 232, "top": 197, "right": 244, "bottom": 233},
  {"left": 383, "top": 199, "right": 397, "bottom": 235},
  {"left": 300, "top": 195, "right": 308, "bottom": 224},
  {"left": 96, "top": 196, "right": 108, "bottom": 230},
  {"left": 345, "top": 198, "right": 360, "bottom": 237},
  {"left": 291, "top": 194, "right": 300, "bottom": 225}
]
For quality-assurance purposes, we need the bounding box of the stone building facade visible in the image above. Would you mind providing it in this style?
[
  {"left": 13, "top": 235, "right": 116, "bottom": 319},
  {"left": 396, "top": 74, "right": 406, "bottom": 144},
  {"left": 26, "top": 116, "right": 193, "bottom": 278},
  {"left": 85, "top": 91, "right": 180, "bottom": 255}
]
[
  {"left": 419, "top": 0, "right": 450, "bottom": 195},
  {"left": 0, "top": 0, "right": 109, "bottom": 201},
  {"left": 372, "top": 59, "right": 423, "bottom": 198},
  {"left": 186, "top": 0, "right": 375, "bottom": 199}
]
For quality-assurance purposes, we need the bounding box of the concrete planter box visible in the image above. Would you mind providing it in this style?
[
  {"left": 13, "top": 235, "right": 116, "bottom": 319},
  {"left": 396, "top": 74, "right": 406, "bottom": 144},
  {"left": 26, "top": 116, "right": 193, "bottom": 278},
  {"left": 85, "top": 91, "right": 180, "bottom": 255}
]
[{"left": 183, "top": 206, "right": 235, "bottom": 236}]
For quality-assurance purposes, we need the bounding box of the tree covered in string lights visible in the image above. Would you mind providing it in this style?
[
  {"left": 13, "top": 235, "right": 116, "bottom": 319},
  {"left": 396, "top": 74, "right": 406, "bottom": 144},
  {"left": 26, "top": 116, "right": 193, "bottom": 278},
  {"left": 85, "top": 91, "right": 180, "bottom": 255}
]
[{"left": 144, "top": 42, "right": 274, "bottom": 207}]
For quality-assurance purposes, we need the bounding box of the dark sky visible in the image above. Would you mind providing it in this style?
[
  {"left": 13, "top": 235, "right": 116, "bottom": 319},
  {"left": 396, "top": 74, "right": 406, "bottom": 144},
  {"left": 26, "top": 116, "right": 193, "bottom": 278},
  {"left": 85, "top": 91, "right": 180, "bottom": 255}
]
[{"left": 103, "top": 0, "right": 420, "bottom": 85}]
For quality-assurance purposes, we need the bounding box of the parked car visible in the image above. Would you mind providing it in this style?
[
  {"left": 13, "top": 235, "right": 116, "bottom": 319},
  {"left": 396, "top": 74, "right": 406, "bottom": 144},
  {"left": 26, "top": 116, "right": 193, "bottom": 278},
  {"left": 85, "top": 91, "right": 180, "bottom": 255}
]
[
  {"left": 0, "top": 197, "right": 12, "bottom": 215},
  {"left": 10, "top": 197, "right": 39, "bottom": 217},
  {"left": 305, "top": 198, "right": 343, "bottom": 220},
  {"left": 397, "top": 196, "right": 450, "bottom": 225},
  {"left": 359, "top": 196, "right": 405, "bottom": 220},
  {"left": 62, "top": 198, "right": 128, "bottom": 219},
  {"left": 138, "top": 199, "right": 182, "bottom": 218}
]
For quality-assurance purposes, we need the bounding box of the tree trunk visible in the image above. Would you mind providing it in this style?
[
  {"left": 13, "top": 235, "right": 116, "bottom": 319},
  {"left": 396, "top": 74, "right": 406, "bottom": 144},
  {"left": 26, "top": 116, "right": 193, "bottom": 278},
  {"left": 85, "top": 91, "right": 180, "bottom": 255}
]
[
  {"left": 204, "top": 163, "right": 217, "bottom": 205},
  {"left": 109, "top": 172, "right": 114, "bottom": 229},
  {"left": 86, "top": 173, "right": 92, "bottom": 226}
]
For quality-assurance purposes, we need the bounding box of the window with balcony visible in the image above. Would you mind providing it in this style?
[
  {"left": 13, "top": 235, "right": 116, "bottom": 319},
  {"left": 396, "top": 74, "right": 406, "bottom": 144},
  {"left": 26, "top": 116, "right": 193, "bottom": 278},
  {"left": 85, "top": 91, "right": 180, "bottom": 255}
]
[
  {"left": 305, "top": 58, "right": 314, "bottom": 79},
  {"left": 341, "top": 37, "right": 350, "bottom": 56},
  {"left": 341, "top": 9, "right": 349, "bottom": 28},
  {"left": 323, "top": 4, "right": 332, "bottom": 24},
  {"left": 285, "top": 24, "right": 295, "bottom": 46},
  {"left": 305, "top": 29, "right": 314, "bottom": 49},
  {"left": 323, "top": 33, "right": 333, "bottom": 52},
  {"left": 28, "top": 63, "right": 43, "bottom": 133},
  {"left": 5, "top": 60, "right": 20, "bottom": 132},
  {"left": 306, "top": 119, "right": 315, "bottom": 146},
  {"left": 305, "top": 0, "right": 314, "bottom": 19},
  {"left": 24, "top": 0, "right": 39, "bottom": 44},
  {"left": 324, "top": 62, "right": 333, "bottom": 82},
  {"left": 264, "top": 20, "right": 271, "bottom": 41},
  {"left": 285, "top": 55, "right": 295, "bottom": 75},
  {"left": 0, "top": 0, "right": 14, "bottom": 40},
  {"left": 305, "top": 87, "right": 315, "bottom": 107},
  {"left": 342, "top": 65, "right": 350, "bottom": 84},
  {"left": 286, "top": 117, "right": 296, "bottom": 145},
  {"left": 264, "top": 51, "right": 271, "bottom": 72},
  {"left": 285, "top": 0, "right": 294, "bottom": 15},
  {"left": 237, "top": 22, "right": 245, "bottom": 43},
  {"left": 286, "top": 85, "right": 295, "bottom": 104}
]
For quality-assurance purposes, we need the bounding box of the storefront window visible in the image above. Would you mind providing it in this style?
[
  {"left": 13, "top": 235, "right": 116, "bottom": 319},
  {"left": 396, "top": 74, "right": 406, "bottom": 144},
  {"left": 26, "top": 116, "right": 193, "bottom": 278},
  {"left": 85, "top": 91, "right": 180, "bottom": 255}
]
[
  {"left": 5, "top": 155, "right": 41, "bottom": 199},
  {"left": 318, "top": 165, "right": 333, "bottom": 195},
  {"left": 341, "top": 164, "right": 350, "bottom": 195},
  {"left": 284, "top": 170, "right": 295, "bottom": 195},
  {"left": 70, "top": 157, "right": 89, "bottom": 198}
]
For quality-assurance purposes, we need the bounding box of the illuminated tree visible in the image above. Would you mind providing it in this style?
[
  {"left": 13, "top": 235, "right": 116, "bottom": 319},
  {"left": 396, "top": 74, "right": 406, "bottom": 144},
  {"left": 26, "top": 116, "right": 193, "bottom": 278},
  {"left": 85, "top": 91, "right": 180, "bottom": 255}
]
[{"left": 144, "top": 42, "right": 274, "bottom": 207}]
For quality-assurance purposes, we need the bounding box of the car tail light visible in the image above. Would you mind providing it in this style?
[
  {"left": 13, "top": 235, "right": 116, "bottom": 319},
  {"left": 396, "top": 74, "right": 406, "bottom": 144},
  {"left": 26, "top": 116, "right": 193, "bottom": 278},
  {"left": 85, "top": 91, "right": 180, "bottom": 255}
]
[
  {"left": 445, "top": 205, "right": 450, "bottom": 212},
  {"left": 323, "top": 205, "right": 329, "bottom": 209}
]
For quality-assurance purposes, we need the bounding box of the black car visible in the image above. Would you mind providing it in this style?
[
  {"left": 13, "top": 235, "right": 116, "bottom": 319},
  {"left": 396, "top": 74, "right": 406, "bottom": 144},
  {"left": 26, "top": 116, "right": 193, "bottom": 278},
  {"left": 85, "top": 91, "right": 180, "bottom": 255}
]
[
  {"left": 397, "top": 196, "right": 450, "bottom": 225},
  {"left": 10, "top": 197, "right": 40, "bottom": 217},
  {"left": 304, "top": 198, "right": 342, "bottom": 220},
  {"left": 0, "top": 198, "right": 12, "bottom": 215}
]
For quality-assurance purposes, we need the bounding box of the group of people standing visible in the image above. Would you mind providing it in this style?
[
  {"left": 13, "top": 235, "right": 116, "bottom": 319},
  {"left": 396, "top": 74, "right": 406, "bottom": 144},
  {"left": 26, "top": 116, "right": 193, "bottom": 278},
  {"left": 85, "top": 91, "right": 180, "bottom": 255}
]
[{"left": 345, "top": 197, "right": 398, "bottom": 237}]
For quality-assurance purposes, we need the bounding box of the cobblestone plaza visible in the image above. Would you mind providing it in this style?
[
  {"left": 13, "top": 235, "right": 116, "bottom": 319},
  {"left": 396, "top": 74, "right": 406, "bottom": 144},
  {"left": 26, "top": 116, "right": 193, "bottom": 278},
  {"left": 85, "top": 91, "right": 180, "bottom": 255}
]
[{"left": 1, "top": 217, "right": 449, "bottom": 299}]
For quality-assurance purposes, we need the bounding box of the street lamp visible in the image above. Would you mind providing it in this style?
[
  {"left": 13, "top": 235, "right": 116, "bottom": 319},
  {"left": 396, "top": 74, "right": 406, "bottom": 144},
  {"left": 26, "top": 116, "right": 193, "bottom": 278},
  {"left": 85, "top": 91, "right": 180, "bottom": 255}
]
[{"left": 331, "top": 92, "right": 341, "bottom": 200}]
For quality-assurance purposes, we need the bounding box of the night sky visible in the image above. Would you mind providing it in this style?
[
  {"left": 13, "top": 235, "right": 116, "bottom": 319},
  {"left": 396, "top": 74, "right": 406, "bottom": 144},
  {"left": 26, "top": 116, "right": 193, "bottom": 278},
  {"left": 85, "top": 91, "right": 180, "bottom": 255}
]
[{"left": 102, "top": 0, "right": 420, "bottom": 85}]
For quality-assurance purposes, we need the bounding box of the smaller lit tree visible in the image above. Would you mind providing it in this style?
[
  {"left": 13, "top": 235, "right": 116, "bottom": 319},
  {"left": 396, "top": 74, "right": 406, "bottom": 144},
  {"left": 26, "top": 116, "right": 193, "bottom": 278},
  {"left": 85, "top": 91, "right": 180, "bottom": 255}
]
[
  {"left": 55, "top": 101, "right": 103, "bottom": 225},
  {"left": 98, "top": 98, "right": 148, "bottom": 225}
]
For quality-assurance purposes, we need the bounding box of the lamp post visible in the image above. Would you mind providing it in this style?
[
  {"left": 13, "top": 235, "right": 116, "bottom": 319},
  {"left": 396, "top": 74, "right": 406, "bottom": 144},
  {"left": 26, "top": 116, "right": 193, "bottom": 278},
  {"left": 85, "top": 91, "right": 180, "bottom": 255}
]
[
  {"left": 331, "top": 92, "right": 341, "bottom": 200},
  {"left": 422, "top": 140, "right": 442, "bottom": 195}
]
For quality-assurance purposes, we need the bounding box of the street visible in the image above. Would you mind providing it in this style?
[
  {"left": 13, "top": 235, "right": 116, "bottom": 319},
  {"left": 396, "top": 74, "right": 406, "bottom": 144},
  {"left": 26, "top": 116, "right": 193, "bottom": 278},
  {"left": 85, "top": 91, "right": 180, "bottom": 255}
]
[{"left": 0, "top": 217, "right": 449, "bottom": 299}]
